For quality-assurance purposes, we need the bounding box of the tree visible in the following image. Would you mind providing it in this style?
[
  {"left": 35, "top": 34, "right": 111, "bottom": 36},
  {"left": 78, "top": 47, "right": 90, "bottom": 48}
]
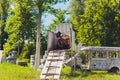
[
  {"left": 0, "top": 0, "right": 9, "bottom": 50},
  {"left": 69, "top": 0, "right": 86, "bottom": 31},
  {"left": 77, "top": 0, "right": 104, "bottom": 46},
  {"left": 101, "top": 0, "right": 120, "bottom": 46},
  {"left": 70, "top": 0, "right": 120, "bottom": 46},
  {"left": 4, "top": 0, "right": 36, "bottom": 55},
  {"left": 69, "top": 0, "right": 86, "bottom": 43},
  {"left": 34, "top": 0, "right": 69, "bottom": 69},
  {"left": 49, "top": 10, "right": 69, "bottom": 31}
]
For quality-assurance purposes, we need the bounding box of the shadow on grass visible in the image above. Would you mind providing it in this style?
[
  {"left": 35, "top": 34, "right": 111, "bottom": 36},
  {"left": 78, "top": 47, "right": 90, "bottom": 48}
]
[{"left": 61, "top": 66, "right": 120, "bottom": 79}]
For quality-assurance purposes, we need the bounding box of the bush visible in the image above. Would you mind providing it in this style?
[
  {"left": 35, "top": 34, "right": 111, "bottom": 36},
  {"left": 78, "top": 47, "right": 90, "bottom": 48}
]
[{"left": 18, "top": 43, "right": 35, "bottom": 61}]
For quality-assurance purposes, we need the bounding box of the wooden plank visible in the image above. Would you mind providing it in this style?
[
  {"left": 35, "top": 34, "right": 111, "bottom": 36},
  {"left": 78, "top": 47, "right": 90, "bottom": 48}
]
[
  {"left": 57, "top": 61, "right": 63, "bottom": 66},
  {"left": 46, "top": 66, "right": 60, "bottom": 68},
  {"left": 50, "top": 61, "right": 57, "bottom": 66},
  {"left": 48, "top": 67, "right": 55, "bottom": 72},
  {"left": 47, "top": 59, "right": 63, "bottom": 61},
  {"left": 47, "top": 56, "right": 53, "bottom": 59},
  {"left": 48, "top": 55, "right": 63, "bottom": 57},
  {"left": 54, "top": 75, "right": 59, "bottom": 80},
  {"left": 0, "top": 50, "right": 3, "bottom": 63},
  {"left": 55, "top": 67, "right": 61, "bottom": 75},
  {"left": 40, "top": 50, "right": 65, "bottom": 80},
  {"left": 47, "top": 31, "right": 58, "bottom": 51},
  {"left": 49, "top": 52, "right": 54, "bottom": 55},
  {"left": 40, "top": 75, "right": 46, "bottom": 79},
  {"left": 49, "top": 54, "right": 64, "bottom": 57},
  {"left": 42, "top": 73, "right": 59, "bottom": 75},
  {"left": 52, "top": 57, "right": 60, "bottom": 60},
  {"left": 56, "top": 23, "right": 72, "bottom": 35},
  {"left": 41, "top": 67, "right": 48, "bottom": 74},
  {"left": 45, "top": 76, "right": 54, "bottom": 79}
]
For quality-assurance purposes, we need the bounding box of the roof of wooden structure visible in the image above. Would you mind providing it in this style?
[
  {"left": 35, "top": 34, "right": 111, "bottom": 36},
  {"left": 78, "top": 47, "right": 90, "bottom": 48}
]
[{"left": 80, "top": 46, "right": 120, "bottom": 52}]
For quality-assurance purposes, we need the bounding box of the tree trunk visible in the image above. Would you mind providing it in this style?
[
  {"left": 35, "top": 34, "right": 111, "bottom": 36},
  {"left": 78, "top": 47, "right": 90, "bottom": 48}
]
[{"left": 34, "top": 1, "right": 43, "bottom": 69}]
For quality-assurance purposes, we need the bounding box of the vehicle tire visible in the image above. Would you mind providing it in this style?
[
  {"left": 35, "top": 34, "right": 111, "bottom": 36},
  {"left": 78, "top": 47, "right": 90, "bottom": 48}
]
[
  {"left": 108, "top": 67, "right": 119, "bottom": 73},
  {"left": 72, "top": 64, "right": 81, "bottom": 71}
]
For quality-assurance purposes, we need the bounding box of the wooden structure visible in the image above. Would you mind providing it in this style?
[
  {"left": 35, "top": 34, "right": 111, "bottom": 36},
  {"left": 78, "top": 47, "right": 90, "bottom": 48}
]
[
  {"left": 40, "top": 50, "right": 65, "bottom": 80},
  {"left": 47, "top": 23, "right": 75, "bottom": 51},
  {"left": 0, "top": 50, "right": 3, "bottom": 63},
  {"left": 40, "top": 23, "right": 75, "bottom": 80}
]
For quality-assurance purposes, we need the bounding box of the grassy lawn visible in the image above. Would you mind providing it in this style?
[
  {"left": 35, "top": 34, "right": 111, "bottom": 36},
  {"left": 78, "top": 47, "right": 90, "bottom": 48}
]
[
  {"left": 0, "top": 63, "right": 40, "bottom": 80},
  {"left": 60, "top": 66, "right": 120, "bottom": 80},
  {"left": 0, "top": 63, "right": 120, "bottom": 80}
]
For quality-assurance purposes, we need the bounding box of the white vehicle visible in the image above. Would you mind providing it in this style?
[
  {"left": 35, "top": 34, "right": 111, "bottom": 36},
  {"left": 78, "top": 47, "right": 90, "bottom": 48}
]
[{"left": 79, "top": 46, "right": 120, "bottom": 72}]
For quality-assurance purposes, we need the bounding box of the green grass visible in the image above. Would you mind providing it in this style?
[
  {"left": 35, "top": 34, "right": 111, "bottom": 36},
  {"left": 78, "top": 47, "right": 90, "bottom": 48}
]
[
  {"left": 60, "top": 66, "right": 120, "bottom": 80},
  {"left": 0, "top": 63, "right": 120, "bottom": 80},
  {"left": 0, "top": 63, "right": 40, "bottom": 80}
]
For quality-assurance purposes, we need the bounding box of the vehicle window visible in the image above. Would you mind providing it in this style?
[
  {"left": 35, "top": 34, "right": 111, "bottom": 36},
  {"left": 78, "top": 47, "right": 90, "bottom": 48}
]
[
  {"left": 92, "top": 51, "right": 99, "bottom": 58},
  {"left": 80, "top": 51, "right": 89, "bottom": 64},
  {"left": 92, "top": 51, "right": 106, "bottom": 58},
  {"left": 109, "top": 52, "right": 117, "bottom": 58},
  {"left": 118, "top": 52, "right": 120, "bottom": 58}
]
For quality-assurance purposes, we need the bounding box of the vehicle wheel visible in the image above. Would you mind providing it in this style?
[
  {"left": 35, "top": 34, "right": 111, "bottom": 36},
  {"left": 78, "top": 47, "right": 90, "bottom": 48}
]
[
  {"left": 72, "top": 64, "right": 81, "bottom": 71},
  {"left": 86, "top": 70, "right": 91, "bottom": 72},
  {"left": 108, "top": 67, "right": 119, "bottom": 73}
]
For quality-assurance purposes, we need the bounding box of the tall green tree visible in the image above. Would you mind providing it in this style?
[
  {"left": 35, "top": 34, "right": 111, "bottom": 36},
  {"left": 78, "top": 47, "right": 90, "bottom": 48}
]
[
  {"left": 0, "top": 0, "right": 9, "bottom": 50},
  {"left": 69, "top": 0, "right": 86, "bottom": 43},
  {"left": 34, "top": 0, "right": 69, "bottom": 69},
  {"left": 70, "top": 0, "right": 120, "bottom": 46},
  {"left": 102, "top": 0, "right": 120, "bottom": 46},
  {"left": 77, "top": 0, "right": 104, "bottom": 46},
  {"left": 4, "top": 0, "right": 36, "bottom": 55},
  {"left": 70, "top": 0, "right": 86, "bottom": 31},
  {"left": 49, "top": 10, "right": 69, "bottom": 31}
]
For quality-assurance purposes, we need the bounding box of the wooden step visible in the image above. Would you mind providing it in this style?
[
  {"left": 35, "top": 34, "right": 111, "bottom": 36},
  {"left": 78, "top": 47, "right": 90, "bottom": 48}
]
[
  {"left": 40, "top": 50, "right": 65, "bottom": 80},
  {"left": 48, "top": 55, "right": 63, "bottom": 57},
  {"left": 42, "top": 73, "right": 59, "bottom": 75},
  {"left": 46, "top": 66, "right": 60, "bottom": 68},
  {"left": 47, "top": 59, "right": 63, "bottom": 61}
]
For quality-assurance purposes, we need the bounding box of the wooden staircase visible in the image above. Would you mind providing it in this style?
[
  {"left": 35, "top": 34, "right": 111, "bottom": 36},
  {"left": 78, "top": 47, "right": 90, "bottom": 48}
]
[{"left": 40, "top": 50, "right": 65, "bottom": 80}]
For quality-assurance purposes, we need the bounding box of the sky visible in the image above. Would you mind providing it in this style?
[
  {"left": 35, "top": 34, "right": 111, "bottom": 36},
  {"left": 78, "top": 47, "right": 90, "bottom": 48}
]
[{"left": 42, "top": 0, "right": 71, "bottom": 26}]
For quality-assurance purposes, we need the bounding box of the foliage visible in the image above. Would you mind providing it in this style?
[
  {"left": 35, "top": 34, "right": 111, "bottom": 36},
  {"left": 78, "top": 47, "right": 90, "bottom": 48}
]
[
  {"left": 4, "top": 0, "right": 36, "bottom": 55},
  {"left": 0, "top": 0, "right": 70, "bottom": 66},
  {"left": 70, "top": 0, "right": 120, "bottom": 46},
  {"left": 101, "top": 0, "right": 120, "bottom": 46},
  {"left": 69, "top": 0, "right": 86, "bottom": 32},
  {"left": 0, "top": 0, "right": 70, "bottom": 68},
  {"left": 18, "top": 42, "right": 35, "bottom": 60},
  {"left": 18, "top": 25, "right": 47, "bottom": 60},
  {"left": 49, "top": 10, "right": 70, "bottom": 31},
  {"left": 41, "top": 31, "right": 47, "bottom": 56},
  {"left": 0, "top": 0, "right": 9, "bottom": 50},
  {"left": 0, "top": 63, "right": 40, "bottom": 80}
]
